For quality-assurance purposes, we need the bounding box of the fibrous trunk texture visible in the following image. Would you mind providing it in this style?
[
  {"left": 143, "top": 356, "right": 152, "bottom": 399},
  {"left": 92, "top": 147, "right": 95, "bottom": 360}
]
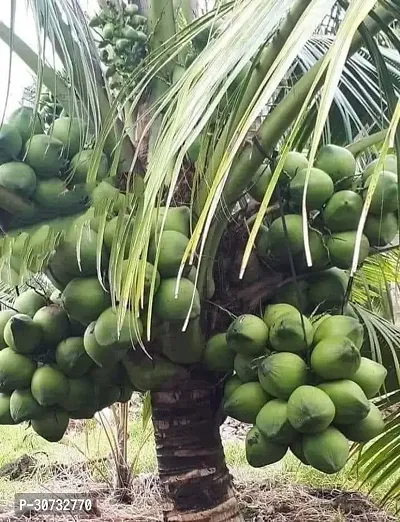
[{"left": 151, "top": 380, "right": 243, "bottom": 522}]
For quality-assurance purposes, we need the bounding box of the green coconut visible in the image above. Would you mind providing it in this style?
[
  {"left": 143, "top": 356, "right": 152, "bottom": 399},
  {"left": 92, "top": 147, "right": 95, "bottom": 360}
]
[
  {"left": 289, "top": 167, "right": 334, "bottom": 210},
  {"left": 0, "top": 310, "right": 16, "bottom": 349},
  {"left": 226, "top": 315, "right": 268, "bottom": 356},
  {"left": 224, "top": 375, "right": 243, "bottom": 399},
  {"left": 318, "top": 379, "right": 370, "bottom": 424},
  {"left": 313, "top": 315, "right": 364, "bottom": 349},
  {"left": 364, "top": 171, "right": 398, "bottom": 215},
  {"left": 89, "top": 363, "right": 122, "bottom": 387},
  {"left": 154, "top": 278, "right": 201, "bottom": 321},
  {"left": 0, "top": 161, "right": 37, "bottom": 197},
  {"left": 159, "top": 318, "right": 205, "bottom": 364},
  {"left": 234, "top": 353, "right": 258, "bottom": 382},
  {"left": 148, "top": 230, "right": 189, "bottom": 278},
  {"left": 203, "top": 333, "right": 235, "bottom": 372},
  {"left": 269, "top": 312, "right": 313, "bottom": 353},
  {"left": 308, "top": 268, "right": 349, "bottom": 311},
  {"left": 224, "top": 382, "right": 270, "bottom": 424},
  {"left": 293, "top": 230, "right": 331, "bottom": 272},
  {"left": 290, "top": 438, "right": 309, "bottom": 465},
  {"left": 273, "top": 281, "right": 309, "bottom": 312},
  {"left": 0, "top": 394, "right": 15, "bottom": 424},
  {"left": 60, "top": 377, "right": 94, "bottom": 412},
  {"left": 249, "top": 165, "right": 274, "bottom": 202},
  {"left": 4, "top": 314, "right": 42, "bottom": 355},
  {"left": 0, "top": 348, "right": 36, "bottom": 392},
  {"left": 245, "top": 425, "right": 288, "bottom": 468},
  {"left": 258, "top": 352, "right": 309, "bottom": 399},
  {"left": 152, "top": 206, "right": 191, "bottom": 238},
  {"left": 103, "top": 216, "right": 133, "bottom": 258},
  {"left": 311, "top": 337, "right": 361, "bottom": 381},
  {"left": 31, "top": 410, "right": 69, "bottom": 442},
  {"left": 0, "top": 123, "right": 22, "bottom": 163},
  {"left": 315, "top": 144, "right": 356, "bottom": 189},
  {"left": 362, "top": 154, "right": 397, "bottom": 182},
  {"left": 303, "top": 426, "right": 349, "bottom": 474},
  {"left": 256, "top": 399, "right": 297, "bottom": 444},
  {"left": 97, "top": 385, "right": 121, "bottom": 409},
  {"left": 323, "top": 190, "right": 363, "bottom": 232},
  {"left": 364, "top": 213, "right": 398, "bottom": 247},
  {"left": 14, "top": 289, "right": 47, "bottom": 318},
  {"left": 10, "top": 389, "right": 44, "bottom": 422},
  {"left": 33, "top": 178, "right": 68, "bottom": 209},
  {"left": 31, "top": 365, "right": 69, "bottom": 407},
  {"left": 23, "top": 134, "right": 65, "bottom": 176},
  {"left": 91, "top": 179, "right": 124, "bottom": 214},
  {"left": 338, "top": 403, "right": 384, "bottom": 442},
  {"left": 51, "top": 117, "right": 87, "bottom": 159},
  {"left": 351, "top": 357, "right": 387, "bottom": 399},
  {"left": 122, "top": 354, "right": 190, "bottom": 391},
  {"left": 267, "top": 214, "right": 304, "bottom": 258},
  {"left": 8, "top": 106, "right": 43, "bottom": 143},
  {"left": 33, "top": 305, "right": 70, "bottom": 347},
  {"left": 119, "top": 261, "right": 160, "bottom": 305},
  {"left": 327, "top": 231, "right": 370, "bottom": 269},
  {"left": 62, "top": 277, "right": 111, "bottom": 326},
  {"left": 287, "top": 385, "right": 335, "bottom": 433},
  {"left": 94, "top": 307, "right": 143, "bottom": 353},
  {"left": 55, "top": 337, "right": 93, "bottom": 378},
  {"left": 84, "top": 321, "right": 123, "bottom": 367},
  {"left": 279, "top": 151, "right": 309, "bottom": 184},
  {"left": 264, "top": 303, "right": 299, "bottom": 328},
  {"left": 69, "top": 149, "right": 109, "bottom": 184}
]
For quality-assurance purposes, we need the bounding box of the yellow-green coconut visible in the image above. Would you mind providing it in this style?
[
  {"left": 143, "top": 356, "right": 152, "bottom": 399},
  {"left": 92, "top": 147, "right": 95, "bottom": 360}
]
[
  {"left": 303, "top": 426, "right": 349, "bottom": 473},
  {"left": 245, "top": 425, "right": 288, "bottom": 468},
  {"left": 258, "top": 352, "right": 309, "bottom": 399},
  {"left": 318, "top": 379, "right": 370, "bottom": 424},
  {"left": 287, "top": 385, "right": 335, "bottom": 433},
  {"left": 311, "top": 337, "right": 361, "bottom": 380},
  {"left": 226, "top": 314, "right": 268, "bottom": 356}
]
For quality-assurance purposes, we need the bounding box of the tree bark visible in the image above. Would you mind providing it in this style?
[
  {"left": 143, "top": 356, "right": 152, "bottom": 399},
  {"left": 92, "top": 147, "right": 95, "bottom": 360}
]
[{"left": 151, "top": 379, "right": 243, "bottom": 522}]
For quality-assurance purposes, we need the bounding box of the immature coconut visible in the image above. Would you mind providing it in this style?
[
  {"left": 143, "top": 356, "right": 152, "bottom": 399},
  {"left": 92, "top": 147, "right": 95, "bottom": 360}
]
[
  {"left": 94, "top": 307, "right": 143, "bottom": 353},
  {"left": 362, "top": 154, "right": 397, "bottom": 182},
  {"left": 55, "top": 337, "right": 94, "bottom": 378},
  {"left": 303, "top": 426, "right": 349, "bottom": 474},
  {"left": 203, "top": 333, "right": 235, "bottom": 372},
  {"left": 315, "top": 144, "right": 356, "bottom": 189},
  {"left": 258, "top": 352, "right": 309, "bottom": 399},
  {"left": 0, "top": 161, "right": 37, "bottom": 197},
  {"left": 62, "top": 277, "right": 111, "bottom": 326},
  {"left": 7, "top": 106, "right": 43, "bottom": 143},
  {"left": 263, "top": 303, "right": 299, "bottom": 328},
  {"left": 364, "top": 213, "right": 398, "bottom": 247},
  {"left": 152, "top": 206, "right": 191, "bottom": 238},
  {"left": 148, "top": 230, "right": 189, "bottom": 277},
  {"left": 256, "top": 399, "right": 297, "bottom": 444},
  {"left": 84, "top": 321, "right": 125, "bottom": 367},
  {"left": 327, "top": 231, "right": 370, "bottom": 269},
  {"left": 289, "top": 167, "right": 334, "bottom": 209},
  {"left": 308, "top": 267, "right": 349, "bottom": 311},
  {"left": 33, "top": 305, "right": 70, "bottom": 347},
  {"left": 51, "top": 117, "right": 87, "bottom": 159},
  {"left": 273, "top": 281, "right": 309, "bottom": 312},
  {"left": 97, "top": 385, "right": 121, "bottom": 409},
  {"left": 14, "top": 289, "right": 47, "bottom": 318},
  {"left": 245, "top": 425, "right": 288, "bottom": 468},
  {"left": 120, "top": 261, "right": 161, "bottom": 305},
  {"left": 249, "top": 165, "right": 274, "bottom": 202},
  {"left": 293, "top": 229, "right": 330, "bottom": 272},
  {"left": 224, "top": 382, "right": 270, "bottom": 424},
  {"left": 33, "top": 178, "right": 68, "bottom": 209},
  {"left": 277, "top": 151, "right": 309, "bottom": 185},
  {"left": 313, "top": 315, "right": 364, "bottom": 349},
  {"left": 351, "top": 357, "right": 387, "bottom": 399},
  {"left": 322, "top": 190, "right": 363, "bottom": 232},
  {"left": 290, "top": 439, "right": 309, "bottom": 465},
  {"left": 234, "top": 353, "right": 258, "bottom": 382},
  {"left": 10, "top": 389, "right": 44, "bottom": 422},
  {"left": 23, "top": 134, "right": 65, "bottom": 176},
  {"left": 226, "top": 315, "right": 268, "bottom": 356},
  {"left": 0, "top": 311, "right": 16, "bottom": 350},
  {"left": 4, "top": 314, "right": 42, "bottom": 355},
  {"left": 364, "top": 170, "right": 398, "bottom": 215},
  {"left": 318, "top": 380, "right": 370, "bottom": 424},
  {"left": 0, "top": 394, "right": 15, "bottom": 424},
  {"left": 69, "top": 149, "right": 109, "bottom": 184},
  {"left": 31, "top": 365, "right": 69, "bottom": 407},
  {"left": 269, "top": 312, "right": 313, "bottom": 353},
  {"left": 0, "top": 348, "right": 36, "bottom": 392},
  {"left": 267, "top": 214, "right": 304, "bottom": 257},
  {"left": 154, "top": 278, "right": 200, "bottom": 321},
  {"left": 287, "top": 385, "right": 335, "bottom": 433},
  {"left": 60, "top": 377, "right": 95, "bottom": 412},
  {"left": 160, "top": 318, "right": 204, "bottom": 364},
  {"left": 0, "top": 123, "right": 23, "bottom": 163},
  {"left": 224, "top": 375, "right": 243, "bottom": 399},
  {"left": 311, "top": 337, "right": 361, "bottom": 381},
  {"left": 338, "top": 403, "right": 384, "bottom": 442},
  {"left": 31, "top": 410, "right": 69, "bottom": 442}
]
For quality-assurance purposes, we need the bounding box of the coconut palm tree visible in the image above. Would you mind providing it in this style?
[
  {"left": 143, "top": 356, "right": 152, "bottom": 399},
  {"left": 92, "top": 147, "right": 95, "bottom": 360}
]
[{"left": 1, "top": 0, "right": 400, "bottom": 519}]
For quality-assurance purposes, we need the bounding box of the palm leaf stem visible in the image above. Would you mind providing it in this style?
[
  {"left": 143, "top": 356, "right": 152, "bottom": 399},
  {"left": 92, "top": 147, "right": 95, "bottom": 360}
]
[{"left": 347, "top": 129, "right": 388, "bottom": 155}]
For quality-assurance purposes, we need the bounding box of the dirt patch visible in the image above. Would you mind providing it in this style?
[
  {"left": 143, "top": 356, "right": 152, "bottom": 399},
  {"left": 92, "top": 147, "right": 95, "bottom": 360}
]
[{"left": 0, "top": 473, "right": 396, "bottom": 522}]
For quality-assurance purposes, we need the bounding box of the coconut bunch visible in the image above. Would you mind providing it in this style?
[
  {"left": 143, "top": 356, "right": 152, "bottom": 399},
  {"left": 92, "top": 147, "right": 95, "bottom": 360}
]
[
  {"left": 252, "top": 146, "right": 398, "bottom": 279},
  {"left": 89, "top": 1, "right": 147, "bottom": 91},
  {"left": 203, "top": 306, "right": 387, "bottom": 474}
]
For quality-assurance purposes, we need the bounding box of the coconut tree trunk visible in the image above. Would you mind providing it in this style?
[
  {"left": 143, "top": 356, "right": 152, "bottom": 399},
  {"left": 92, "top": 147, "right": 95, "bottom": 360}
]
[{"left": 151, "top": 379, "right": 243, "bottom": 522}]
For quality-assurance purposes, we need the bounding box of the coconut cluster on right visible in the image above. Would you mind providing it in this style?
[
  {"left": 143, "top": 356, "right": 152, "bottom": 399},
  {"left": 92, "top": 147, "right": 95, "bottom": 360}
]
[{"left": 206, "top": 307, "right": 387, "bottom": 474}]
